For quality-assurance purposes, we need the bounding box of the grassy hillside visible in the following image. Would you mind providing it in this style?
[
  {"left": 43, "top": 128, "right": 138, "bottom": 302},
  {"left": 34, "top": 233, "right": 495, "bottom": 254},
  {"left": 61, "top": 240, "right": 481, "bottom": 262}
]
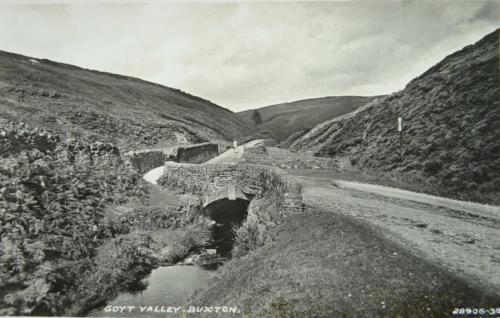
[
  {"left": 290, "top": 29, "right": 500, "bottom": 204},
  {"left": 0, "top": 51, "right": 261, "bottom": 151},
  {"left": 238, "top": 96, "right": 381, "bottom": 141},
  {"left": 191, "top": 210, "right": 496, "bottom": 317}
]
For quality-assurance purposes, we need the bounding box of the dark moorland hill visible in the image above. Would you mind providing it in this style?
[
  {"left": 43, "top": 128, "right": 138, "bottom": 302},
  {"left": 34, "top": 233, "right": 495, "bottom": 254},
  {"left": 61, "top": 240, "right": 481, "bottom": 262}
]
[
  {"left": 0, "top": 51, "right": 261, "bottom": 151},
  {"left": 237, "top": 95, "right": 381, "bottom": 141},
  {"left": 290, "top": 29, "right": 500, "bottom": 204}
]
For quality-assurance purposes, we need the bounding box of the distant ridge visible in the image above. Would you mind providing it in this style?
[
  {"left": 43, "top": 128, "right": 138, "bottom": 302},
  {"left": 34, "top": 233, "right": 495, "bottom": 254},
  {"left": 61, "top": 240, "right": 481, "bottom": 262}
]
[{"left": 238, "top": 95, "right": 381, "bottom": 141}]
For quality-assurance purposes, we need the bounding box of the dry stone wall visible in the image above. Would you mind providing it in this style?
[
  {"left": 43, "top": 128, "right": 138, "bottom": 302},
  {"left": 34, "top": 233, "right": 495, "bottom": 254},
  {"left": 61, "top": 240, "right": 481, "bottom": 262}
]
[
  {"left": 125, "top": 142, "right": 220, "bottom": 173},
  {"left": 242, "top": 146, "right": 346, "bottom": 170},
  {"left": 176, "top": 142, "right": 220, "bottom": 164}
]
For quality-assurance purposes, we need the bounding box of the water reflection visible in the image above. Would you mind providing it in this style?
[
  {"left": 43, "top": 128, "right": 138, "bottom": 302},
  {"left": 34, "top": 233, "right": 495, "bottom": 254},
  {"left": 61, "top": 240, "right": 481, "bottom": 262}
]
[
  {"left": 88, "top": 266, "right": 213, "bottom": 317},
  {"left": 88, "top": 198, "right": 249, "bottom": 317}
]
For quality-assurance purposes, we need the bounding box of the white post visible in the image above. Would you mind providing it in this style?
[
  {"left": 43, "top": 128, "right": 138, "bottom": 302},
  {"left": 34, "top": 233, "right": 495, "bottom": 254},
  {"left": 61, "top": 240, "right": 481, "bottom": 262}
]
[{"left": 398, "top": 117, "right": 403, "bottom": 161}]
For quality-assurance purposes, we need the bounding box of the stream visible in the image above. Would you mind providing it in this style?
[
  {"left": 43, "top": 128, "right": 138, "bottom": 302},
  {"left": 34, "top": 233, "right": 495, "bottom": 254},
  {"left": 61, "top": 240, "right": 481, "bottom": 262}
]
[
  {"left": 87, "top": 266, "right": 214, "bottom": 317},
  {"left": 88, "top": 198, "right": 249, "bottom": 317}
]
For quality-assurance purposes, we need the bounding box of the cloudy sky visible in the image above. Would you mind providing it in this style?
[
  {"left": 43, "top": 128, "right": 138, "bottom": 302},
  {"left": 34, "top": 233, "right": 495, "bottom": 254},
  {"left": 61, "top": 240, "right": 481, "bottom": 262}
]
[{"left": 0, "top": 1, "right": 498, "bottom": 111}]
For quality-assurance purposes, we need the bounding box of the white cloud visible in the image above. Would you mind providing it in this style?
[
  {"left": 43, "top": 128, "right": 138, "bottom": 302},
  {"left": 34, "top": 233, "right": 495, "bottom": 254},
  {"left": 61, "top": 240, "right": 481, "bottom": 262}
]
[{"left": 0, "top": 1, "right": 498, "bottom": 111}]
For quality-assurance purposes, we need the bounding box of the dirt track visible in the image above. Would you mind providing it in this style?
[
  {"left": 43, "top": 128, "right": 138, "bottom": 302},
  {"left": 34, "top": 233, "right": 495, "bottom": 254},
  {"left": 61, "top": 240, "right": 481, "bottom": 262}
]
[{"left": 292, "top": 171, "right": 500, "bottom": 298}]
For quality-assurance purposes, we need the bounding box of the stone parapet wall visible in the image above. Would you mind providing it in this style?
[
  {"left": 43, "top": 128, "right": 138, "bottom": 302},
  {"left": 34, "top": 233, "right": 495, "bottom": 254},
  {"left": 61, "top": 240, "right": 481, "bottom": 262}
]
[{"left": 159, "top": 163, "right": 303, "bottom": 215}]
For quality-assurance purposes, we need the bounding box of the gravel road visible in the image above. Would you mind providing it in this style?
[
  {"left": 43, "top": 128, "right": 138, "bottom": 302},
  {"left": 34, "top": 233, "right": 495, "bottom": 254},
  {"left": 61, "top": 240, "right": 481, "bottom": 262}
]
[{"left": 293, "top": 172, "right": 500, "bottom": 298}]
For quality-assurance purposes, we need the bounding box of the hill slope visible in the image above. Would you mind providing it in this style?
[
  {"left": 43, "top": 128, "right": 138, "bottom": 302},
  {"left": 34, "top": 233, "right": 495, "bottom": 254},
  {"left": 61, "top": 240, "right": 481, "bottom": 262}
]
[
  {"left": 237, "top": 96, "right": 380, "bottom": 141},
  {"left": 0, "top": 51, "right": 260, "bottom": 151},
  {"left": 290, "top": 29, "right": 500, "bottom": 203}
]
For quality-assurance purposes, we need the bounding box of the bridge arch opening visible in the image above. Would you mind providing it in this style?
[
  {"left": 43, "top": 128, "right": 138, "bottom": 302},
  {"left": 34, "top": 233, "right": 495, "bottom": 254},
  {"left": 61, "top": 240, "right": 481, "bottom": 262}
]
[{"left": 203, "top": 198, "right": 250, "bottom": 258}]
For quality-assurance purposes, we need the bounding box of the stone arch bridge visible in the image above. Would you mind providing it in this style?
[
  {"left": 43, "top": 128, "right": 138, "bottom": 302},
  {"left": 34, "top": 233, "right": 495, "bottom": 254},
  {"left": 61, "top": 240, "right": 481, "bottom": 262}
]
[
  {"left": 202, "top": 182, "right": 253, "bottom": 208},
  {"left": 161, "top": 162, "right": 303, "bottom": 214}
]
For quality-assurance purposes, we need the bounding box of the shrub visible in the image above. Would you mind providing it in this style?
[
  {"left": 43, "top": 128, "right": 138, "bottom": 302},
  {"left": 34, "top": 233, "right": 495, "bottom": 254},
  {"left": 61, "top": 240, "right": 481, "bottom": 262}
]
[
  {"left": 232, "top": 212, "right": 267, "bottom": 258},
  {"left": 0, "top": 122, "right": 148, "bottom": 315},
  {"left": 423, "top": 159, "right": 443, "bottom": 175},
  {"left": 151, "top": 217, "right": 212, "bottom": 264}
]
